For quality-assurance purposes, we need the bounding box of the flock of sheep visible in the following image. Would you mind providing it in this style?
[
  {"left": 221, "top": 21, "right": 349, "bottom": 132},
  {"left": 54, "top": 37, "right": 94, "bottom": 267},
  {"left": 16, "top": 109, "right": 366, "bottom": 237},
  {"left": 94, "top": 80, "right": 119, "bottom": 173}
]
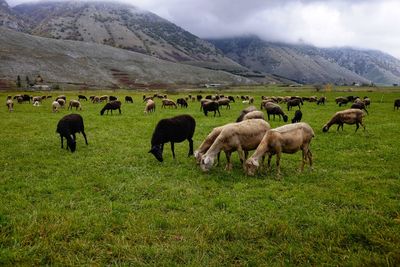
[{"left": 5, "top": 92, "right": 399, "bottom": 176}]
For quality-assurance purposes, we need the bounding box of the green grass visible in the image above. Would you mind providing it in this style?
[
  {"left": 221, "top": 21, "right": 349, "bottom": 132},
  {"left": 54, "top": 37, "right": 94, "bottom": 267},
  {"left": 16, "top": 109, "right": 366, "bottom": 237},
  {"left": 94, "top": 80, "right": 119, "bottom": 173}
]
[{"left": 1, "top": 87, "right": 400, "bottom": 265}]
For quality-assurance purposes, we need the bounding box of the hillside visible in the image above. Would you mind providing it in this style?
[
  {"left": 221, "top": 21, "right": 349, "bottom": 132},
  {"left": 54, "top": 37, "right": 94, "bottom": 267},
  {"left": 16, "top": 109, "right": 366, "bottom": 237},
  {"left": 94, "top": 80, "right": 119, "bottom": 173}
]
[
  {"left": 11, "top": 1, "right": 244, "bottom": 72},
  {"left": 0, "top": 27, "right": 253, "bottom": 88},
  {"left": 0, "top": 0, "right": 25, "bottom": 31}
]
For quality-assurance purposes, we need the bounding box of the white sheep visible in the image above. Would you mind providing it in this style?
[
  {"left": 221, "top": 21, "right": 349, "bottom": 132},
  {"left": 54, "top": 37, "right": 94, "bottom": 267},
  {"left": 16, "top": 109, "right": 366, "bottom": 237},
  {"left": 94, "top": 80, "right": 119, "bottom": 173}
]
[
  {"left": 200, "top": 119, "right": 271, "bottom": 172},
  {"left": 144, "top": 99, "right": 155, "bottom": 114},
  {"left": 52, "top": 100, "right": 61, "bottom": 112},
  {"left": 6, "top": 99, "right": 13, "bottom": 112},
  {"left": 245, "top": 122, "right": 315, "bottom": 177},
  {"left": 242, "top": 110, "right": 265, "bottom": 121}
]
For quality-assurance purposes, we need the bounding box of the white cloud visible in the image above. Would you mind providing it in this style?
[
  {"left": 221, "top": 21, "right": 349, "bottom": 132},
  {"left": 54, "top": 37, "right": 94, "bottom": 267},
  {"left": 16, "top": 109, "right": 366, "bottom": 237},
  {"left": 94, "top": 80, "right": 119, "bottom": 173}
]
[{"left": 6, "top": 0, "right": 400, "bottom": 59}]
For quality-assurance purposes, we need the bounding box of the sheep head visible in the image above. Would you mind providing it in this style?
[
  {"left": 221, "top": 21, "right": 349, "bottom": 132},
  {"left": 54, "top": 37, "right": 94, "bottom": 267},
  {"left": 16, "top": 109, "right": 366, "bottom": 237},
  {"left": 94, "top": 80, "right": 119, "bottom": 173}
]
[
  {"left": 283, "top": 114, "right": 288, "bottom": 122},
  {"left": 149, "top": 145, "right": 163, "bottom": 162},
  {"left": 200, "top": 155, "right": 214, "bottom": 172},
  {"left": 245, "top": 158, "right": 259, "bottom": 176},
  {"left": 194, "top": 150, "right": 203, "bottom": 165},
  {"left": 67, "top": 135, "right": 76, "bottom": 153},
  {"left": 322, "top": 125, "right": 329, "bottom": 132}
]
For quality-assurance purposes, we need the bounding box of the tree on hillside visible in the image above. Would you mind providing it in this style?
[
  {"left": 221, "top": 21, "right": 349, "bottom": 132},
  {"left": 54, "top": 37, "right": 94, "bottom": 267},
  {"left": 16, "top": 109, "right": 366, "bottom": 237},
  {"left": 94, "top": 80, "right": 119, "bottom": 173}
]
[
  {"left": 25, "top": 76, "right": 30, "bottom": 87},
  {"left": 16, "top": 75, "right": 21, "bottom": 88}
]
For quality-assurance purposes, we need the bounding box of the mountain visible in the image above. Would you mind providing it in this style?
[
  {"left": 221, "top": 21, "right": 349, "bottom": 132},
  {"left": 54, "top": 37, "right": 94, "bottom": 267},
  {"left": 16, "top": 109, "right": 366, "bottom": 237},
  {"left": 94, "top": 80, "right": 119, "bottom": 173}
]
[
  {"left": 209, "top": 36, "right": 400, "bottom": 85},
  {"left": 11, "top": 1, "right": 244, "bottom": 72},
  {"left": 0, "top": 0, "right": 25, "bottom": 31},
  {"left": 0, "top": 27, "right": 253, "bottom": 87},
  {"left": 320, "top": 48, "right": 400, "bottom": 85}
]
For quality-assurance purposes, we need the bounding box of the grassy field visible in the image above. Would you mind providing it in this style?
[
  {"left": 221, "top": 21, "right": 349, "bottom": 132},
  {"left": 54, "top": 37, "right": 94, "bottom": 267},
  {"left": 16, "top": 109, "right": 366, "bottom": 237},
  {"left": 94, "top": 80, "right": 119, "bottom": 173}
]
[{"left": 1, "top": 86, "right": 400, "bottom": 266}]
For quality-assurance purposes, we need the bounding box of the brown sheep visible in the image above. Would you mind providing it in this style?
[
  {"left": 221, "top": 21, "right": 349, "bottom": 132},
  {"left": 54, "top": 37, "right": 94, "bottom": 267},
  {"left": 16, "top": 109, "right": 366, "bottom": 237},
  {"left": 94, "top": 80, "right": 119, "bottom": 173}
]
[{"left": 322, "top": 109, "right": 366, "bottom": 132}]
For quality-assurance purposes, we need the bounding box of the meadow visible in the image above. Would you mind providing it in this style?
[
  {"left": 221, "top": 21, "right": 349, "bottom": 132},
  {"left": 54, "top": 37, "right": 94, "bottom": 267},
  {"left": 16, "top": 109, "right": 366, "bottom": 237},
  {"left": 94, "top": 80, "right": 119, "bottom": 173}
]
[{"left": 0, "top": 86, "right": 399, "bottom": 266}]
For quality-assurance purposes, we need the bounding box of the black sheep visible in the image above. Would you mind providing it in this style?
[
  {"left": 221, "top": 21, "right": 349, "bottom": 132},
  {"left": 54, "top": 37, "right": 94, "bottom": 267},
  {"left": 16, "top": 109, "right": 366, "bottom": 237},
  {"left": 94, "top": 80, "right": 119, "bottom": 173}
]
[
  {"left": 203, "top": 101, "right": 220, "bottom": 116},
  {"left": 56, "top": 114, "right": 88, "bottom": 153},
  {"left": 100, "top": 100, "right": 121, "bottom": 115},
  {"left": 287, "top": 98, "right": 303, "bottom": 111},
  {"left": 196, "top": 95, "right": 202, "bottom": 101},
  {"left": 149, "top": 114, "right": 196, "bottom": 162},
  {"left": 109, "top": 96, "right": 118, "bottom": 101},
  {"left": 228, "top": 96, "right": 235, "bottom": 102},
  {"left": 291, "top": 110, "right": 303, "bottom": 123},
  {"left": 78, "top": 95, "right": 88, "bottom": 101},
  {"left": 394, "top": 99, "right": 400, "bottom": 110},
  {"left": 177, "top": 98, "right": 188, "bottom": 108},
  {"left": 125, "top": 96, "right": 133, "bottom": 103}
]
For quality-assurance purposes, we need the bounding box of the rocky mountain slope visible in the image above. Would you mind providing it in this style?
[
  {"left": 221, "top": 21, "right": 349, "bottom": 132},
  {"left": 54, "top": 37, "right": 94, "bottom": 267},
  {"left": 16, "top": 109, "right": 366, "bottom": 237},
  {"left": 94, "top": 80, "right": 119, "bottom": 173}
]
[
  {"left": 0, "top": 0, "right": 26, "bottom": 31},
  {"left": 0, "top": 27, "right": 253, "bottom": 87},
  {"left": 11, "top": 1, "right": 244, "bottom": 72},
  {"left": 209, "top": 36, "right": 400, "bottom": 85}
]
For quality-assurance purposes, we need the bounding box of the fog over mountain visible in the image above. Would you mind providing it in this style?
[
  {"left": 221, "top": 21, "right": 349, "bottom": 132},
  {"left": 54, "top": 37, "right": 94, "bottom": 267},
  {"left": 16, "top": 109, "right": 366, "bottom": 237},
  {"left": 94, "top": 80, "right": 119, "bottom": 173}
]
[{"left": 6, "top": 0, "right": 400, "bottom": 59}]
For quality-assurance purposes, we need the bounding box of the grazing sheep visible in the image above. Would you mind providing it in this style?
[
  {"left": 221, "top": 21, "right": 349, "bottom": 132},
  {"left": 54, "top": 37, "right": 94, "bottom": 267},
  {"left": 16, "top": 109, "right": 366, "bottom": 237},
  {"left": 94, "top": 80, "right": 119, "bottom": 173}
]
[
  {"left": 335, "top": 97, "right": 349, "bottom": 106},
  {"left": 322, "top": 109, "right": 366, "bottom": 132},
  {"left": 363, "top": 97, "right": 371, "bottom": 108},
  {"left": 177, "top": 98, "right": 188, "bottom": 108},
  {"left": 264, "top": 102, "right": 288, "bottom": 122},
  {"left": 52, "top": 100, "right": 61, "bottom": 112},
  {"left": 287, "top": 98, "right": 303, "bottom": 111},
  {"left": 6, "top": 99, "right": 13, "bottom": 112},
  {"left": 68, "top": 100, "right": 82, "bottom": 111},
  {"left": 17, "top": 94, "right": 30, "bottom": 103},
  {"left": 100, "top": 100, "right": 121, "bottom": 115},
  {"left": 194, "top": 125, "right": 226, "bottom": 165},
  {"left": 56, "top": 95, "right": 66, "bottom": 101},
  {"left": 291, "top": 110, "right": 302, "bottom": 123},
  {"left": 109, "top": 96, "right": 117, "bottom": 101},
  {"left": 394, "top": 99, "right": 400, "bottom": 110},
  {"left": 317, "top": 96, "right": 326, "bottom": 105},
  {"left": 149, "top": 114, "right": 196, "bottom": 162},
  {"left": 56, "top": 114, "right": 88, "bottom": 153},
  {"left": 202, "top": 101, "right": 220, "bottom": 116},
  {"left": 99, "top": 95, "right": 108, "bottom": 102},
  {"left": 33, "top": 100, "right": 40, "bottom": 106},
  {"left": 228, "top": 96, "right": 235, "bottom": 102},
  {"left": 200, "top": 99, "right": 212, "bottom": 111},
  {"left": 32, "top": 96, "right": 42, "bottom": 103},
  {"left": 125, "top": 96, "right": 133, "bottom": 103},
  {"left": 144, "top": 99, "right": 155, "bottom": 114},
  {"left": 197, "top": 95, "right": 203, "bottom": 101},
  {"left": 245, "top": 123, "right": 314, "bottom": 176},
  {"left": 200, "top": 119, "right": 271, "bottom": 172},
  {"left": 57, "top": 98, "right": 66, "bottom": 107},
  {"left": 236, "top": 106, "right": 258, "bottom": 122},
  {"left": 243, "top": 110, "right": 265, "bottom": 120},
  {"left": 217, "top": 98, "right": 231, "bottom": 109},
  {"left": 78, "top": 95, "right": 88, "bottom": 101},
  {"left": 351, "top": 101, "right": 369, "bottom": 115},
  {"left": 162, "top": 99, "right": 177, "bottom": 108}
]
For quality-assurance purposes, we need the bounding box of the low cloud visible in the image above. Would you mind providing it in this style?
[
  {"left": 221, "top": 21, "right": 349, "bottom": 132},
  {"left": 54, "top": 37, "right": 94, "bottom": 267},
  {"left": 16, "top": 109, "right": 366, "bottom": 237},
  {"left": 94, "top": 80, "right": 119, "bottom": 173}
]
[{"left": 7, "top": 0, "right": 400, "bottom": 58}]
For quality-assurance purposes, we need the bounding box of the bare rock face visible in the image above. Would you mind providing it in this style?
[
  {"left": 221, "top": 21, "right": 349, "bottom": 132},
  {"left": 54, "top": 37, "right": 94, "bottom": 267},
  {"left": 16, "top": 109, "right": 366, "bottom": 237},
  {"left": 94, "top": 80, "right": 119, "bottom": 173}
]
[
  {"left": 209, "top": 36, "right": 400, "bottom": 86},
  {"left": 0, "top": 0, "right": 26, "bottom": 31},
  {"left": 0, "top": 27, "right": 254, "bottom": 88},
  {"left": 11, "top": 1, "right": 242, "bottom": 72}
]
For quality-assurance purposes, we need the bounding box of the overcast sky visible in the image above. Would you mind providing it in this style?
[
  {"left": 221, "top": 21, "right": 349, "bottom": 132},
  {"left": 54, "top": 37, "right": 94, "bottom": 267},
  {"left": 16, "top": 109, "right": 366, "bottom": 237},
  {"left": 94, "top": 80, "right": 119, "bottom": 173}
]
[{"left": 8, "top": 0, "right": 400, "bottom": 59}]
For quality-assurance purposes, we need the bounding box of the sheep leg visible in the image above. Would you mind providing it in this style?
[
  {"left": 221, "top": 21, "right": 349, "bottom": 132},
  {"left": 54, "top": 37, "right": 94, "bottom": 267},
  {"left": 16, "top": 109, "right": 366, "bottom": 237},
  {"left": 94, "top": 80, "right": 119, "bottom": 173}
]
[
  {"left": 276, "top": 152, "right": 281, "bottom": 177},
  {"left": 82, "top": 131, "right": 88, "bottom": 145},
  {"left": 171, "top": 142, "right": 175, "bottom": 159},
  {"left": 355, "top": 123, "right": 360, "bottom": 132},
  {"left": 187, "top": 138, "right": 194, "bottom": 156},
  {"left": 217, "top": 109, "right": 221, "bottom": 117},
  {"left": 308, "top": 150, "right": 313, "bottom": 169},
  {"left": 225, "top": 152, "right": 232, "bottom": 171},
  {"left": 300, "top": 148, "right": 306, "bottom": 172},
  {"left": 215, "top": 152, "right": 221, "bottom": 166},
  {"left": 119, "top": 108, "right": 121, "bottom": 114},
  {"left": 60, "top": 136, "right": 64, "bottom": 148}
]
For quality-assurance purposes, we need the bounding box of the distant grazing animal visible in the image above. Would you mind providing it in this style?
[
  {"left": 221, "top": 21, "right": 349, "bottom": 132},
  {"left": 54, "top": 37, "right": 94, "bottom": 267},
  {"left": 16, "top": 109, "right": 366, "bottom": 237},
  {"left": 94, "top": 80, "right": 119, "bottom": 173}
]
[
  {"left": 56, "top": 114, "right": 88, "bottom": 153},
  {"left": 99, "top": 95, "right": 108, "bottom": 102},
  {"left": 109, "top": 96, "right": 117, "bottom": 101},
  {"left": 144, "top": 99, "right": 155, "bottom": 114},
  {"left": 245, "top": 123, "right": 314, "bottom": 176},
  {"left": 89, "top": 96, "right": 95, "bottom": 101},
  {"left": 177, "top": 98, "right": 188, "bottom": 108},
  {"left": 18, "top": 94, "right": 31, "bottom": 103},
  {"left": 32, "top": 96, "right": 42, "bottom": 103},
  {"left": 6, "top": 99, "right": 13, "bottom": 112},
  {"left": 200, "top": 99, "right": 212, "bottom": 111},
  {"left": 33, "top": 100, "right": 40, "bottom": 106},
  {"left": 363, "top": 97, "right": 371, "bottom": 107},
  {"left": 56, "top": 95, "right": 66, "bottom": 101},
  {"left": 236, "top": 106, "right": 258, "bottom": 122},
  {"left": 217, "top": 98, "right": 230, "bottom": 109},
  {"left": 125, "top": 96, "right": 133, "bottom": 103},
  {"left": 100, "top": 100, "right": 121, "bottom": 115},
  {"left": 291, "top": 110, "right": 302, "bottom": 123},
  {"left": 52, "top": 101, "right": 61, "bottom": 112},
  {"left": 197, "top": 95, "right": 203, "bottom": 101},
  {"left": 57, "top": 99, "right": 66, "bottom": 107},
  {"left": 351, "top": 102, "right": 368, "bottom": 115},
  {"left": 202, "top": 101, "right": 220, "bottom": 116},
  {"left": 162, "top": 99, "right": 177, "bottom": 108},
  {"left": 317, "top": 96, "right": 326, "bottom": 105},
  {"left": 68, "top": 100, "right": 82, "bottom": 111},
  {"left": 322, "top": 109, "right": 365, "bottom": 132},
  {"left": 149, "top": 114, "right": 196, "bottom": 162},
  {"left": 287, "top": 98, "right": 303, "bottom": 111},
  {"left": 264, "top": 102, "right": 288, "bottom": 122},
  {"left": 394, "top": 99, "right": 400, "bottom": 110},
  {"left": 78, "top": 95, "right": 88, "bottom": 101},
  {"left": 228, "top": 96, "right": 235, "bottom": 102},
  {"left": 335, "top": 97, "right": 349, "bottom": 106},
  {"left": 92, "top": 96, "right": 100, "bottom": 103},
  {"left": 143, "top": 96, "right": 153, "bottom": 103},
  {"left": 200, "top": 119, "right": 271, "bottom": 172},
  {"left": 242, "top": 110, "right": 265, "bottom": 121}
]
